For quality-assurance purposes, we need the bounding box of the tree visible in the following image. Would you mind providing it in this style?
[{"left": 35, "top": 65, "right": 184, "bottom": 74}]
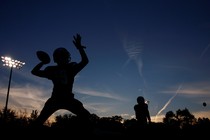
[
  {"left": 163, "top": 108, "right": 196, "bottom": 129},
  {"left": 176, "top": 108, "right": 196, "bottom": 129}
]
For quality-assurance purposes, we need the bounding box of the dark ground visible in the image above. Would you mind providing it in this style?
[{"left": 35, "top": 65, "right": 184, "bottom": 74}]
[{"left": 1, "top": 123, "right": 209, "bottom": 139}]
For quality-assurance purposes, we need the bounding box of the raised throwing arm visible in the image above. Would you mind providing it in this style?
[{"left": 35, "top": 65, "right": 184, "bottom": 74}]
[{"left": 73, "top": 34, "right": 89, "bottom": 65}]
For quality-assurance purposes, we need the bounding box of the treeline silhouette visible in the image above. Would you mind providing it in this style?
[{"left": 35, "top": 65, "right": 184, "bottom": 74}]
[{"left": 0, "top": 107, "right": 209, "bottom": 138}]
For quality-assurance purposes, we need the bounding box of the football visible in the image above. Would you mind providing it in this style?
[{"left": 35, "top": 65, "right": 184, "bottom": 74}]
[{"left": 36, "top": 51, "right": 51, "bottom": 64}]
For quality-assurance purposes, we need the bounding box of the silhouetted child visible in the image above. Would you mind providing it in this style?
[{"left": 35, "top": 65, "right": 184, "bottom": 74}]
[
  {"left": 134, "top": 96, "right": 151, "bottom": 126},
  {"left": 31, "top": 34, "right": 92, "bottom": 128}
]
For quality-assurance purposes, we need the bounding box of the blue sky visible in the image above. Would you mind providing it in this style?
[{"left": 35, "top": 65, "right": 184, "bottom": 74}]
[{"left": 0, "top": 0, "right": 210, "bottom": 122}]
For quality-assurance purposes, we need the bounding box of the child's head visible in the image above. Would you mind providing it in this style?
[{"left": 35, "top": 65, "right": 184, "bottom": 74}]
[
  {"left": 53, "top": 47, "right": 71, "bottom": 65},
  {"left": 137, "top": 96, "right": 145, "bottom": 104}
]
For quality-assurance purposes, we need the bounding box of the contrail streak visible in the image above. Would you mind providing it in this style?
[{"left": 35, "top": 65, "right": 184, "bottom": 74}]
[
  {"left": 123, "top": 39, "right": 144, "bottom": 77},
  {"left": 155, "top": 83, "right": 183, "bottom": 122},
  {"left": 200, "top": 43, "right": 210, "bottom": 59},
  {"left": 123, "top": 39, "right": 147, "bottom": 96}
]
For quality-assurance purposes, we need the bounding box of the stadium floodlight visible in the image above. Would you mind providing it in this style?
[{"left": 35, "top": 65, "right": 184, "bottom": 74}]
[{"left": 1, "top": 56, "right": 25, "bottom": 118}]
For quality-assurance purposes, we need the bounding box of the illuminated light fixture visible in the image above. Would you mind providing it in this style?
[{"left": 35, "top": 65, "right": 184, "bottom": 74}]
[{"left": 1, "top": 56, "right": 25, "bottom": 118}]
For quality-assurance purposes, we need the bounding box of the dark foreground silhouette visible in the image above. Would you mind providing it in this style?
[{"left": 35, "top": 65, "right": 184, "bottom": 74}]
[
  {"left": 30, "top": 34, "right": 92, "bottom": 128},
  {"left": 134, "top": 96, "right": 151, "bottom": 125},
  {"left": 1, "top": 119, "right": 209, "bottom": 139},
  {"left": 0, "top": 107, "right": 209, "bottom": 138},
  {"left": 1, "top": 103, "right": 209, "bottom": 138}
]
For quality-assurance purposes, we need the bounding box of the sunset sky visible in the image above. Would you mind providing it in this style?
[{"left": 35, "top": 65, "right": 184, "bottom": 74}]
[{"left": 0, "top": 0, "right": 210, "bottom": 122}]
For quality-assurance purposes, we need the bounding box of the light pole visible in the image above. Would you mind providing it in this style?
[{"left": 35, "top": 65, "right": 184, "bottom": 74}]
[{"left": 1, "top": 56, "right": 25, "bottom": 118}]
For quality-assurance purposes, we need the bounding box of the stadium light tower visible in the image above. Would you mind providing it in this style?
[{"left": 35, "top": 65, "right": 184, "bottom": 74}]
[{"left": 1, "top": 56, "right": 25, "bottom": 118}]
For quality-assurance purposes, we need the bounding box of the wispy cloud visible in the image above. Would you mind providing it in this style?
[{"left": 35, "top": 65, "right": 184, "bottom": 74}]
[
  {"left": 194, "top": 110, "right": 210, "bottom": 119},
  {"left": 0, "top": 84, "right": 50, "bottom": 111},
  {"left": 0, "top": 82, "right": 129, "bottom": 119},
  {"left": 161, "top": 81, "right": 210, "bottom": 96},
  {"left": 75, "top": 87, "right": 128, "bottom": 101},
  {"left": 122, "top": 39, "right": 143, "bottom": 72}
]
